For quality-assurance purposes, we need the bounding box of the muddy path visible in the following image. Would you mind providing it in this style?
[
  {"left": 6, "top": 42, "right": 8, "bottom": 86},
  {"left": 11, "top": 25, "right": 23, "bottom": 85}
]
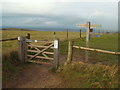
[
  {"left": 3, "top": 54, "right": 68, "bottom": 88},
  {"left": 3, "top": 64, "right": 62, "bottom": 88},
  {"left": 3, "top": 50, "right": 98, "bottom": 88}
]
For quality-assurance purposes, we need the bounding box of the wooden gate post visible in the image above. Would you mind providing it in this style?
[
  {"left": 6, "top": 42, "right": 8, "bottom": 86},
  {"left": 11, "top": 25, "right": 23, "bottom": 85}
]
[
  {"left": 18, "top": 36, "right": 27, "bottom": 62},
  {"left": 54, "top": 38, "right": 59, "bottom": 69},
  {"left": 66, "top": 40, "right": 73, "bottom": 64}
]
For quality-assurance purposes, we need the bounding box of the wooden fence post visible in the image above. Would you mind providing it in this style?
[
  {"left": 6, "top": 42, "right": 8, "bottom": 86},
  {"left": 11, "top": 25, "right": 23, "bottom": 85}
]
[
  {"left": 54, "top": 32, "right": 57, "bottom": 39},
  {"left": 66, "top": 29, "right": 68, "bottom": 40},
  {"left": 66, "top": 40, "right": 73, "bottom": 64},
  {"left": 54, "top": 38, "right": 59, "bottom": 69},
  {"left": 26, "top": 33, "right": 30, "bottom": 39},
  {"left": 26, "top": 33, "right": 30, "bottom": 49},
  {"left": 18, "top": 36, "right": 27, "bottom": 62}
]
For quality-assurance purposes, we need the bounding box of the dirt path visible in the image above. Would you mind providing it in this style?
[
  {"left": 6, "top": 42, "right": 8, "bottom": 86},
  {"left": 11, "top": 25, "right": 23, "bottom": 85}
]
[
  {"left": 3, "top": 64, "right": 62, "bottom": 88},
  {"left": 3, "top": 51, "right": 97, "bottom": 88},
  {"left": 3, "top": 54, "right": 68, "bottom": 88}
]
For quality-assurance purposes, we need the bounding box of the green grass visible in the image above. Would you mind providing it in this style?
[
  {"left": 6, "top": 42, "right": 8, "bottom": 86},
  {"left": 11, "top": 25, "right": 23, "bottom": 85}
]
[
  {"left": 74, "top": 33, "right": 118, "bottom": 51},
  {"left": 2, "top": 30, "right": 84, "bottom": 40},
  {"left": 73, "top": 33, "right": 118, "bottom": 65},
  {"left": 1, "top": 29, "right": 119, "bottom": 86},
  {"left": 2, "top": 50, "right": 32, "bottom": 83},
  {"left": 1, "top": 30, "right": 84, "bottom": 53},
  {"left": 1, "top": 29, "right": 83, "bottom": 84},
  {"left": 57, "top": 62, "right": 119, "bottom": 88},
  {"left": 2, "top": 31, "right": 118, "bottom": 65}
]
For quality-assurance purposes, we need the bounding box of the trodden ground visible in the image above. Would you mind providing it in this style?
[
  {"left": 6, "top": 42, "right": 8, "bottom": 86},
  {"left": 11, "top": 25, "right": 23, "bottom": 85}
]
[{"left": 3, "top": 64, "right": 62, "bottom": 88}]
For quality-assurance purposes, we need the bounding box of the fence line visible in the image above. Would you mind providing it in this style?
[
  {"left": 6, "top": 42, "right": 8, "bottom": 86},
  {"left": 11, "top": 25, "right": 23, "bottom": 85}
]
[
  {"left": 0, "top": 33, "right": 30, "bottom": 42},
  {"left": 0, "top": 37, "right": 18, "bottom": 42},
  {"left": 73, "top": 45, "right": 120, "bottom": 55},
  {"left": 66, "top": 40, "right": 120, "bottom": 64},
  {"left": 0, "top": 35, "right": 30, "bottom": 42},
  {"left": 2, "top": 33, "right": 60, "bottom": 69}
]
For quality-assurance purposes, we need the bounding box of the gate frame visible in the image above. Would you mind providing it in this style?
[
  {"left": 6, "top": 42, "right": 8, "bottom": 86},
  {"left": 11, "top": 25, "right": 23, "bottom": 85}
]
[{"left": 18, "top": 36, "right": 59, "bottom": 68}]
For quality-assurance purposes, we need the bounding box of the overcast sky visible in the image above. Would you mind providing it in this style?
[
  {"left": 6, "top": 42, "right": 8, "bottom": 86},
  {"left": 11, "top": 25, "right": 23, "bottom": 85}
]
[{"left": 1, "top": 0, "right": 119, "bottom": 31}]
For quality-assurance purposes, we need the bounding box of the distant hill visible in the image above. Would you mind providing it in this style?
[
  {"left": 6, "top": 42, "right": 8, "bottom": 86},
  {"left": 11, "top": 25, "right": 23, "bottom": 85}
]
[
  {"left": 1, "top": 27, "right": 107, "bottom": 33},
  {"left": 1, "top": 28, "right": 86, "bottom": 32},
  {"left": 1, "top": 28, "right": 32, "bottom": 31}
]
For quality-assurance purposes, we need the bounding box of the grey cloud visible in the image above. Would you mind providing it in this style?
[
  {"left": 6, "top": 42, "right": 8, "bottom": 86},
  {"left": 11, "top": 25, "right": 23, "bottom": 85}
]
[
  {"left": 2, "top": 2, "right": 118, "bottom": 31},
  {"left": 2, "top": 12, "right": 86, "bottom": 28}
]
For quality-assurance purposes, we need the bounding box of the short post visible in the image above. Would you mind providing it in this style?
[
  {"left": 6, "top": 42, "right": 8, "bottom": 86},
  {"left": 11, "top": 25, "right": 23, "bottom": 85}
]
[
  {"left": 66, "top": 40, "right": 73, "bottom": 64},
  {"left": 80, "top": 29, "right": 82, "bottom": 38},
  {"left": 54, "top": 38, "right": 59, "bottom": 69},
  {"left": 54, "top": 32, "right": 56, "bottom": 38},
  {"left": 26, "top": 33, "right": 30, "bottom": 49},
  {"left": 18, "top": 36, "right": 27, "bottom": 62},
  {"left": 26, "top": 33, "right": 30, "bottom": 39},
  {"left": 66, "top": 29, "right": 68, "bottom": 40}
]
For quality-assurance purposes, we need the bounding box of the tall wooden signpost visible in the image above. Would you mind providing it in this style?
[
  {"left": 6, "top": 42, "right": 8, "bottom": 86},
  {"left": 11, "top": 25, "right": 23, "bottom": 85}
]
[
  {"left": 76, "top": 21, "right": 102, "bottom": 62},
  {"left": 80, "top": 29, "right": 82, "bottom": 38}
]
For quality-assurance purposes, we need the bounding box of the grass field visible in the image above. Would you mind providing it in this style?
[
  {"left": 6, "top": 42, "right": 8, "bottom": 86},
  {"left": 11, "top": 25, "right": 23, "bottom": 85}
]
[
  {"left": 58, "top": 62, "right": 119, "bottom": 88},
  {"left": 60, "top": 33, "right": 118, "bottom": 65},
  {"left": 2, "top": 30, "right": 118, "bottom": 51},
  {"left": 1, "top": 30, "right": 84, "bottom": 53},
  {"left": 1, "top": 30, "right": 85, "bottom": 83},
  {"left": 74, "top": 33, "right": 118, "bottom": 65},
  {"left": 1, "top": 29, "right": 119, "bottom": 88},
  {"left": 1, "top": 30, "right": 118, "bottom": 65},
  {"left": 2, "top": 30, "right": 118, "bottom": 64}
]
